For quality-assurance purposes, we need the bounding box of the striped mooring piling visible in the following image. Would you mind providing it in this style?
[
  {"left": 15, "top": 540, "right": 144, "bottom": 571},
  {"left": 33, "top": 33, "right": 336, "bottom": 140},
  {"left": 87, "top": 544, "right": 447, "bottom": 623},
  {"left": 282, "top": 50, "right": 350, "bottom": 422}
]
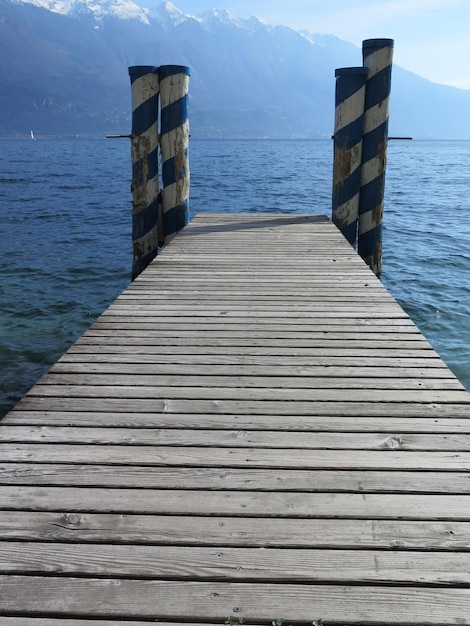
[
  {"left": 358, "top": 38, "right": 394, "bottom": 277},
  {"left": 159, "top": 65, "right": 191, "bottom": 247},
  {"left": 332, "top": 38, "right": 393, "bottom": 278},
  {"left": 128, "top": 64, "right": 190, "bottom": 279},
  {"left": 129, "top": 66, "right": 160, "bottom": 280},
  {"left": 332, "top": 67, "right": 368, "bottom": 248}
]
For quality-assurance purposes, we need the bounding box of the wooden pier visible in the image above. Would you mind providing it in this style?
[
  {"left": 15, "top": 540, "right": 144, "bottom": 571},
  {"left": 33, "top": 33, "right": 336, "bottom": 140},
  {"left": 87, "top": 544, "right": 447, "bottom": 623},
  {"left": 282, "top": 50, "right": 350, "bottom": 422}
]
[{"left": 1, "top": 212, "right": 470, "bottom": 625}]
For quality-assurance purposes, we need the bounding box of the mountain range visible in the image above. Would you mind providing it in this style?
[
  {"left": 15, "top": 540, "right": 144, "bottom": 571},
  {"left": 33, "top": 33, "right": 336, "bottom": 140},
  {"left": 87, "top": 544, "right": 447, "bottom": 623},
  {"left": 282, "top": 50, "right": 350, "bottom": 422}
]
[{"left": 1, "top": 0, "right": 470, "bottom": 138}]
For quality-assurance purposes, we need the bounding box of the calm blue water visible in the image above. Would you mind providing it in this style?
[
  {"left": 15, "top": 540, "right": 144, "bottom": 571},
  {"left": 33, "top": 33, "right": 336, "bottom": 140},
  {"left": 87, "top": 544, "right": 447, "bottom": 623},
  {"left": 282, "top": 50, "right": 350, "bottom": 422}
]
[{"left": 1, "top": 138, "right": 469, "bottom": 417}]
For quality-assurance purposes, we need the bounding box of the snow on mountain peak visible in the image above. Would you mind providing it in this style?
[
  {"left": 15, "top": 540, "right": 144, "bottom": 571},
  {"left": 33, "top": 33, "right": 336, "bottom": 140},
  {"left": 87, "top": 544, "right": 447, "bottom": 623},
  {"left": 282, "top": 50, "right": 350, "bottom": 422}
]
[
  {"left": 11, "top": 0, "right": 60, "bottom": 10},
  {"left": 12, "top": 0, "right": 150, "bottom": 22},
  {"left": 199, "top": 7, "right": 245, "bottom": 29},
  {"left": 147, "top": 1, "right": 192, "bottom": 26},
  {"left": 10, "top": 0, "right": 274, "bottom": 32},
  {"left": 71, "top": 0, "right": 150, "bottom": 22},
  {"left": 9, "top": 0, "right": 295, "bottom": 34}
]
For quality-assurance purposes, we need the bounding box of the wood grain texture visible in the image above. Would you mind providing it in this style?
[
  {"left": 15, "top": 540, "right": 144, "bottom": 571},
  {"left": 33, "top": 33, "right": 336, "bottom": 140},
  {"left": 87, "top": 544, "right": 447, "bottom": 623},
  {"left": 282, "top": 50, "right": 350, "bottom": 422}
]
[
  {"left": 3, "top": 412, "right": 469, "bottom": 431},
  {"left": 12, "top": 396, "right": 470, "bottom": 416},
  {"left": 2, "top": 213, "right": 470, "bottom": 624},
  {"left": 1, "top": 485, "right": 469, "bottom": 519},
  {"left": 1, "top": 577, "right": 470, "bottom": 623},
  {"left": 1, "top": 463, "right": 470, "bottom": 493},
  {"left": 2, "top": 426, "right": 470, "bottom": 450},
  {"left": 0, "top": 512, "right": 467, "bottom": 549},
  {"left": 2, "top": 443, "right": 470, "bottom": 470},
  {"left": 2, "top": 541, "right": 470, "bottom": 584}
]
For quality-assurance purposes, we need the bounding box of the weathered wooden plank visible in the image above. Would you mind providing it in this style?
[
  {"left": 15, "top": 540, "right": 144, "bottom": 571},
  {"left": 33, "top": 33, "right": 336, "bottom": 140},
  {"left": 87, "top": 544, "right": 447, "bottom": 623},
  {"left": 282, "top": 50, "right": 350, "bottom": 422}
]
[
  {"left": 132, "top": 252, "right": 367, "bottom": 260},
  {"left": 120, "top": 262, "right": 378, "bottom": 268},
  {"left": 50, "top": 361, "right": 456, "bottom": 379},
  {"left": 76, "top": 337, "right": 430, "bottom": 351},
  {"left": 2, "top": 541, "right": 470, "bottom": 585},
  {"left": 179, "top": 213, "right": 330, "bottom": 222},
  {"left": 38, "top": 373, "right": 464, "bottom": 391},
  {"left": 122, "top": 257, "right": 379, "bottom": 264},
  {"left": 3, "top": 443, "right": 470, "bottom": 470},
  {"left": 97, "top": 306, "right": 409, "bottom": 318},
  {"left": 25, "top": 383, "right": 470, "bottom": 404},
  {"left": 116, "top": 266, "right": 389, "bottom": 273},
  {"left": 94, "top": 312, "right": 414, "bottom": 322},
  {"left": 0, "top": 511, "right": 466, "bottom": 550},
  {"left": 107, "top": 290, "right": 398, "bottom": 299},
  {"left": 161, "top": 256, "right": 372, "bottom": 262},
  {"left": 92, "top": 322, "right": 420, "bottom": 335},
  {"left": 1, "top": 577, "right": 469, "bottom": 624},
  {"left": 81, "top": 332, "right": 432, "bottom": 349},
  {"left": 121, "top": 290, "right": 390, "bottom": 299},
  {"left": 109, "top": 264, "right": 388, "bottom": 274},
  {"left": 61, "top": 355, "right": 448, "bottom": 377},
  {"left": 1, "top": 463, "right": 470, "bottom": 494},
  {"left": 114, "top": 290, "right": 392, "bottom": 299},
  {"left": 130, "top": 259, "right": 374, "bottom": 265},
  {"left": 2, "top": 426, "right": 470, "bottom": 451},
  {"left": 56, "top": 351, "right": 451, "bottom": 368},
  {"left": 126, "top": 258, "right": 375, "bottom": 265},
  {"left": 4, "top": 411, "right": 470, "bottom": 432},
  {"left": 147, "top": 252, "right": 361, "bottom": 259},
  {"left": 0, "top": 443, "right": 470, "bottom": 471},
  {"left": 143, "top": 265, "right": 369, "bottom": 271},
  {"left": 183, "top": 213, "right": 330, "bottom": 220},
  {"left": 92, "top": 323, "right": 421, "bottom": 335},
  {"left": 11, "top": 396, "right": 470, "bottom": 417},
  {"left": 119, "top": 283, "right": 386, "bottom": 290},
  {"left": 102, "top": 281, "right": 393, "bottom": 292},
  {"left": 112, "top": 292, "right": 396, "bottom": 300},
  {"left": 66, "top": 344, "right": 442, "bottom": 358},
  {"left": 111, "top": 276, "right": 393, "bottom": 283},
  {"left": 124, "top": 266, "right": 380, "bottom": 271},
  {"left": 0, "top": 486, "right": 469, "bottom": 519}
]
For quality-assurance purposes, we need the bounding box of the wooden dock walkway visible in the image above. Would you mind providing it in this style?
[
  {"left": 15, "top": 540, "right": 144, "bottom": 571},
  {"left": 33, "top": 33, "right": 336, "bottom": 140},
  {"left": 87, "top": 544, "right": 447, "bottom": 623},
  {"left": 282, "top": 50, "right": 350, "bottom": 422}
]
[{"left": 1, "top": 212, "right": 470, "bottom": 625}]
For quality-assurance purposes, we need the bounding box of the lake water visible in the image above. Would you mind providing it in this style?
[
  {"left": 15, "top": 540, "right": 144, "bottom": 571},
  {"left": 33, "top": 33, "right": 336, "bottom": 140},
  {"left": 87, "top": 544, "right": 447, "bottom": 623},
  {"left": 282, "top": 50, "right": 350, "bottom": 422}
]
[{"left": 1, "top": 137, "right": 469, "bottom": 417}]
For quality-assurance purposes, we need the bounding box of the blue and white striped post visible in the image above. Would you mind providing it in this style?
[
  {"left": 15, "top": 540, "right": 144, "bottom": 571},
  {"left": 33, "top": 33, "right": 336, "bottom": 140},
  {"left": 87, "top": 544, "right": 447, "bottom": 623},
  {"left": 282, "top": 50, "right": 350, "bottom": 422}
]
[
  {"left": 159, "top": 65, "right": 190, "bottom": 246},
  {"left": 358, "top": 38, "right": 394, "bottom": 277},
  {"left": 128, "top": 65, "right": 160, "bottom": 280},
  {"left": 332, "top": 67, "right": 368, "bottom": 247}
]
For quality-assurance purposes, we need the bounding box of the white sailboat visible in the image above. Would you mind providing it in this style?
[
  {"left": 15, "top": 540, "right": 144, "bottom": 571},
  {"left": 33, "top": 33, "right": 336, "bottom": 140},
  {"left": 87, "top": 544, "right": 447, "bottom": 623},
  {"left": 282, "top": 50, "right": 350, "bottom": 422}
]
[{"left": 30, "top": 130, "right": 35, "bottom": 140}]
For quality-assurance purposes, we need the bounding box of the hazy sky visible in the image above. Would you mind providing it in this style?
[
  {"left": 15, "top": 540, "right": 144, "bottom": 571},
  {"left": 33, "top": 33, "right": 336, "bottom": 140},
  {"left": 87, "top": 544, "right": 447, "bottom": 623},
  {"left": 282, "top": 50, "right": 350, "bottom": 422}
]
[{"left": 166, "top": 0, "right": 470, "bottom": 90}]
